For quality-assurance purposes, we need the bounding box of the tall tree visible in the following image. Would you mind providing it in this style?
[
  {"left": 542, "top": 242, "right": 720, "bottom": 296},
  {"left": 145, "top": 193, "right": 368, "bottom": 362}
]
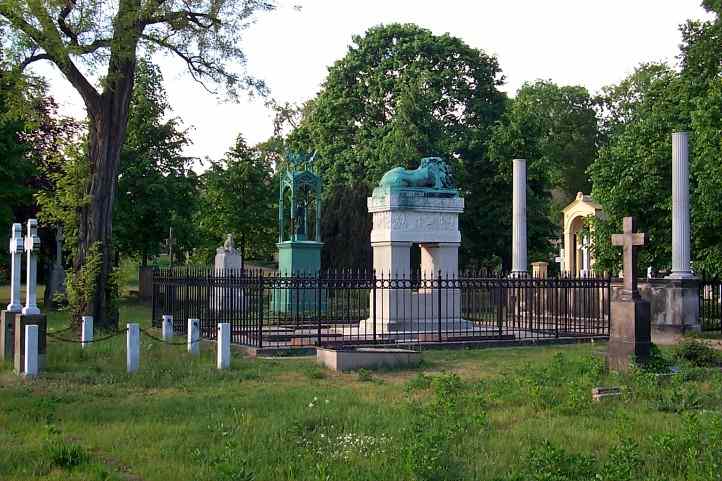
[
  {"left": 589, "top": 2, "right": 721, "bottom": 275},
  {"left": 486, "top": 80, "right": 599, "bottom": 263},
  {"left": 0, "top": 0, "right": 275, "bottom": 327},
  {"left": 114, "top": 58, "right": 197, "bottom": 266},
  {"left": 288, "top": 23, "right": 506, "bottom": 269},
  {"left": 195, "top": 135, "right": 275, "bottom": 263}
]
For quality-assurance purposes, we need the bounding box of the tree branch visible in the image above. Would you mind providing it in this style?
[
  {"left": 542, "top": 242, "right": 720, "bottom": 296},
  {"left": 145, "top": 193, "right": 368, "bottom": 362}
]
[
  {"left": 57, "top": 0, "right": 79, "bottom": 45},
  {"left": 20, "top": 52, "right": 52, "bottom": 69},
  {"left": 141, "top": 10, "right": 221, "bottom": 29}
]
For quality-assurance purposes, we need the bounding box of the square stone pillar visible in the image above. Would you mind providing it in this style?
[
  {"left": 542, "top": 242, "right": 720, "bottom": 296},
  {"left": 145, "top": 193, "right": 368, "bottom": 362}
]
[
  {"left": 372, "top": 241, "right": 412, "bottom": 278},
  {"left": 608, "top": 299, "right": 651, "bottom": 371},
  {"left": 14, "top": 314, "right": 47, "bottom": 374},
  {"left": 420, "top": 243, "right": 460, "bottom": 278}
]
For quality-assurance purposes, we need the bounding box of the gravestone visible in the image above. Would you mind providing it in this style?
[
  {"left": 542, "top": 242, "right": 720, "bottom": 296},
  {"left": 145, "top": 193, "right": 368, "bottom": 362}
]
[
  {"left": 213, "top": 234, "right": 243, "bottom": 311},
  {"left": 608, "top": 216, "right": 651, "bottom": 371},
  {"left": 1, "top": 223, "right": 23, "bottom": 361},
  {"left": 44, "top": 225, "right": 66, "bottom": 307}
]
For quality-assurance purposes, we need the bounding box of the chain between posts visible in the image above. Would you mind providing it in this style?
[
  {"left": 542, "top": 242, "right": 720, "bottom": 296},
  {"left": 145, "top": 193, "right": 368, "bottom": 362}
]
[
  {"left": 139, "top": 328, "right": 204, "bottom": 346},
  {"left": 46, "top": 328, "right": 129, "bottom": 344}
]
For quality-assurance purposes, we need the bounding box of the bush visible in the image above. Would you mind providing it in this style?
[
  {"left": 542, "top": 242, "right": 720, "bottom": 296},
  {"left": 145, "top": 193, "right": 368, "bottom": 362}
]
[
  {"left": 674, "top": 339, "right": 722, "bottom": 367},
  {"left": 45, "top": 439, "right": 89, "bottom": 469}
]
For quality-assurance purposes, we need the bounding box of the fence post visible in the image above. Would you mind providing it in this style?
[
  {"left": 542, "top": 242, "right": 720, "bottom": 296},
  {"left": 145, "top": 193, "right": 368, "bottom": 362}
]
[
  {"left": 317, "top": 272, "right": 322, "bottom": 346},
  {"left": 188, "top": 318, "right": 200, "bottom": 356},
  {"left": 23, "top": 324, "right": 38, "bottom": 378},
  {"left": 372, "top": 270, "right": 377, "bottom": 342},
  {"left": 437, "top": 270, "right": 443, "bottom": 342},
  {"left": 81, "top": 316, "right": 93, "bottom": 348},
  {"left": 217, "top": 322, "right": 230, "bottom": 369},
  {"left": 162, "top": 315, "right": 173, "bottom": 340},
  {"left": 257, "top": 272, "right": 264, "bottom": 349},
  {"left": 127, "top": 323, "right": 139, "bottom": 373}
]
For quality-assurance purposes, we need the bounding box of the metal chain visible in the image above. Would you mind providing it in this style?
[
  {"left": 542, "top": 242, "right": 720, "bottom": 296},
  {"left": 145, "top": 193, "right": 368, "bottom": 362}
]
[
  {"left": 140, "top": 328, "right": 205, "bottom": 346},
  {"left": 46, "top": 328, "right": 129, "bottom": 344}
]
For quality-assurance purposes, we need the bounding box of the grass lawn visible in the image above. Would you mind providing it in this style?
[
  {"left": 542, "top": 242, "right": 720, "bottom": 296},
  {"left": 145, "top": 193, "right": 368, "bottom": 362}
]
[{"left": 1, "top": 296, "right": 722, "bottom": 480}]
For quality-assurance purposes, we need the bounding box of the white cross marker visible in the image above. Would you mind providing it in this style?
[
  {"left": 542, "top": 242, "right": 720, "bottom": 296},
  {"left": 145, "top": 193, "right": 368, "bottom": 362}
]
[
  {"left": 6, "top": 223, "right": 24, "bottom": 312},
  {"left": 22, "top": 219, "right": 41, "bottom": 315}
]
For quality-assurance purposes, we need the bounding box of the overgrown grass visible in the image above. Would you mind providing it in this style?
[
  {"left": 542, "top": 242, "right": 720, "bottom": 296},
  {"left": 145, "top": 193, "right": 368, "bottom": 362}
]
[{"left": 2, "top": 311, "right": 722, "bottom": 481}]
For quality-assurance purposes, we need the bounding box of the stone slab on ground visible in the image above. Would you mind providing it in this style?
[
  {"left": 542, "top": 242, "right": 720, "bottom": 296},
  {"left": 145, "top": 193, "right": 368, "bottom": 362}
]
[
  {"left": 317, "top": 347, "right": 421, "bottom": 372},
  {"left": 592, "top": 386, "right": 621, "bottom": 401}
]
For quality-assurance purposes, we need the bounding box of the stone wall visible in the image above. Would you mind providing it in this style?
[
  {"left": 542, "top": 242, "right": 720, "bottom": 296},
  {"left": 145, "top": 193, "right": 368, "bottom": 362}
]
[{"left": 611, "top": 278, "right": 700, "bottom": 333}]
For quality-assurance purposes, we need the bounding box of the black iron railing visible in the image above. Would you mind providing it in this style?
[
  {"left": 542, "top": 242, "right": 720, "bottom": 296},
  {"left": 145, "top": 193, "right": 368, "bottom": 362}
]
[
  {"left": 699, "top": 276, "right": 722, "bottom": 333},
  {"left": 152, "top": 268, "right": 611, "bottom": 348}
]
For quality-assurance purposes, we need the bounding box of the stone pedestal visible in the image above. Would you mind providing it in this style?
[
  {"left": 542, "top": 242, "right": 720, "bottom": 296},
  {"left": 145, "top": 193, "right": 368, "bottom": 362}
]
[
  {"left": 365, "top": 186, "right": 471, "bottom": 334},
  {"left": 14, "top": 314, "right": 47, "bottom": 374},
  {"left": 213, "top": 238, "right": 244, "bottom": 312},
  {"left": 608, "top": 299, "right": 651, "bottom": 371},
  {"left": 272, "top": 240, "right": 325, "bottom": 313},
  {"left": 138, "top": 266, "right": 154, "bottom": 301},
  {"left": 0, "top": 310, "right": 19, "bottom": 361},
  {"left": 611, "top": 278, "right": 700, "bottom": 333}
]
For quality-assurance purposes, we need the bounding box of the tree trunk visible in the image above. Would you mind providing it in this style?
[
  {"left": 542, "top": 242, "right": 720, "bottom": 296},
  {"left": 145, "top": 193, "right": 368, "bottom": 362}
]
[{"left": 74, "top": 56, "right": 137, "bottom": 329}]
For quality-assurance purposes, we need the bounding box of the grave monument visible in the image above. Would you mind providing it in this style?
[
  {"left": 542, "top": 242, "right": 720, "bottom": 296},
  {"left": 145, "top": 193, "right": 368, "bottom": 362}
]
[
  {"left": 1, "top": 223, "right": 24, "bottom": 361},
  {"left": 608, "top": 216, "right": 651, "bottom": 371},
  {"left": 213, "top": 234, "right": 243, "bottom": 311},
  {"left": 364, "top": 157, "right": 472, "bottom": 334},
  {"left": 272, "top": 152, "right": 324, "bottom": 313}
]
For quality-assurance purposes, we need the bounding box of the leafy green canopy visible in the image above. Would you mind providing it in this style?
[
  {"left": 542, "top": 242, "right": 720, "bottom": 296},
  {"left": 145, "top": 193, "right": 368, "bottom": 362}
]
[
  {"left": 113, "top": 58, "right": 198, "bottom": 265},
  {"left": 194, "top": 135, "right": 275, "bottom": 263},
  {"left": 590, "top": 3, "right": 722, "bottom": 274},
  {"left": 289, "top": 23, "right": 508, "bottom": 269},
  {"left": 487, "top": 81, "right": 599, "bottom": 265}
]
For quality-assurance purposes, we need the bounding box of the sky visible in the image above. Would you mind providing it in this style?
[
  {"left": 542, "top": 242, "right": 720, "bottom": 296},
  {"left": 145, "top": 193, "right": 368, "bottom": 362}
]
[{"left": 32, "top": 0, "right": 713, "bottom": 163}]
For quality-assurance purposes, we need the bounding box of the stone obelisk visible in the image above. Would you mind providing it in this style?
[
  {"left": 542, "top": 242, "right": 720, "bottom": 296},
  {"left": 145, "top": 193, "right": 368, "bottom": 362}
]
[
  {"left": 511, "top": 159, "right": 528, "bottom": 275},
  {"left": 668, "top": 132, "right": 694, "bottom": 279}
]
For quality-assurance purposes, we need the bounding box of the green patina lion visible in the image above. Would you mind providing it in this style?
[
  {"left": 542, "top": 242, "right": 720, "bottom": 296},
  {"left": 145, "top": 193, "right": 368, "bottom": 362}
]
[{"left": 378, "top": 157, "right": 454, "bottom": 189}]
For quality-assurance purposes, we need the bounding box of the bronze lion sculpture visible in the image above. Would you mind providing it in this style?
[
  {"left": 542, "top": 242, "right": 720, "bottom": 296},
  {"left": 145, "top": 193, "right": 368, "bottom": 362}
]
[{"left": 378, "top": 157, "right": 453, "bottom": 189}]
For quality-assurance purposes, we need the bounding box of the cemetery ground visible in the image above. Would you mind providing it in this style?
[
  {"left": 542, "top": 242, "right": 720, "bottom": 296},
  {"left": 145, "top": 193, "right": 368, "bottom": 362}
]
[{"left": 2, "top": 279, "right": 722, "bottom": 480}]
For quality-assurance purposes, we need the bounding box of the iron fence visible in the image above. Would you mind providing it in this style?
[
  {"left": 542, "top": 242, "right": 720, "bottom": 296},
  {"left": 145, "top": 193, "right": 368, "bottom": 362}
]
[
  {"left": 699, "top": 276, "right": 722, "bottom": 333},
  {"left": 152, "top": 268, "right": 611, "bottom": 348}
]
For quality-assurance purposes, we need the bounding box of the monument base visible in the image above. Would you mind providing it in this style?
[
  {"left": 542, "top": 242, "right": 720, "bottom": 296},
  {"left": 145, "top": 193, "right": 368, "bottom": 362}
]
[
  {"left": 14, "top": 314, "right": 47, "bottom": 375},
  {"left": 1, "top": 310, "right": 19, "bottom": 361},
  {"left": 608, "top": 299, "right": 651, "bottom": 371}
]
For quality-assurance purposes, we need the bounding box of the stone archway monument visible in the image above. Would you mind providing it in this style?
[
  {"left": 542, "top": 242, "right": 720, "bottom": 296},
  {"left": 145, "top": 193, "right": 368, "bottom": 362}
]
[{"left": 365, "top": 157, "right": 472, "bottom": 334}]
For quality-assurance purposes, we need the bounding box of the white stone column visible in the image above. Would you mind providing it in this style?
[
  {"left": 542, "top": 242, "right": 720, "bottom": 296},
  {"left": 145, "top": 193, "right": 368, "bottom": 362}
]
[
  {"left": 161, "top": 315, "right": 174, "bottom": 340},
  {"left": 127, "top": 323, "right": 139, "bottom": 373},
  {"left": 23, "top": 324, "right": 38, "bottom": 378},
  {"left": 669, "top": 132, "right": 694, "bottom": 279},
  {"left": 81, "top": 316, "right": 93, "bottom": 348},
  {"left": 188, "top": 318, "right": 200, "bottom": 355},
  {"left": 512, "top": 159, "right": 528, "bottom": 274},
  {"left": 217, "top": 322, "right": 230, "bottom": 369},
  {"left": 6, "top": 223, "right": 24, "bottom": 312},
  {"left": 22, "top": 219, "right": 41, "bottom": 315}
]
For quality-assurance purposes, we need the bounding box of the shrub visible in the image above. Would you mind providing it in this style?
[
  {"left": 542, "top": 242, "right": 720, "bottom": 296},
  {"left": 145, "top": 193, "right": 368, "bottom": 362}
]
[
  {"left": 45, "top": 439, "right": 89, "bottom": 469},
  {"left": 673, "top": 339, "right": 722, "bottom": 367}
]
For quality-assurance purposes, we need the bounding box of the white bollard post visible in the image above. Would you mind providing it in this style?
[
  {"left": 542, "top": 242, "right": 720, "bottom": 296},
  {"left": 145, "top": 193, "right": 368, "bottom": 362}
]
[
  {"left": 217, "top": 323, "right": 230, "bottom": 370},
  {"left": 81, "top": 316, "right": 93, "bottom": 348},
  {"left": 161, "top": 315, "right": 174, "bottom": 340},
  {"left": 24, "top": 324, "right": 38, "bottom": 378},
  {"left": 188, "top": 318, "right": 200, "bottom": 356},
  {"left": 127, "top": 323, "right": 139, "bottom": 373}
]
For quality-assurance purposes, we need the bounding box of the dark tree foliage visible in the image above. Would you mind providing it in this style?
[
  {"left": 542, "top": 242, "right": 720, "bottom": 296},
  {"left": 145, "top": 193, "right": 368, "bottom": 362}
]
[
  {"left": 288, "top": 23, "right": 506, "bottom": 269},
  {"left": 114, "top": 59, "right": 198, "bottom": 266},
  {"left": 590, "top": 3, "right": 721, "bottom": 275},
  {"left": 0, "top": 0, "right": 276, "bottom": 327},
  {"left": 195, "top": 135, "right": 275, "bottom": 263}
]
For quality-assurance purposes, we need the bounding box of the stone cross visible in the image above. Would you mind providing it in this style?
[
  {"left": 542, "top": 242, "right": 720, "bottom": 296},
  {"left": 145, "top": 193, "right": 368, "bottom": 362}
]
[
  {"left": 6, "top": 223, "right": 24, "bottom": 312},
  {"left": 611, "top": 217, "right": 647, "bottom": 301},
  {"left": 22, "top": 219, "right": 41, "bottom": 315}
]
